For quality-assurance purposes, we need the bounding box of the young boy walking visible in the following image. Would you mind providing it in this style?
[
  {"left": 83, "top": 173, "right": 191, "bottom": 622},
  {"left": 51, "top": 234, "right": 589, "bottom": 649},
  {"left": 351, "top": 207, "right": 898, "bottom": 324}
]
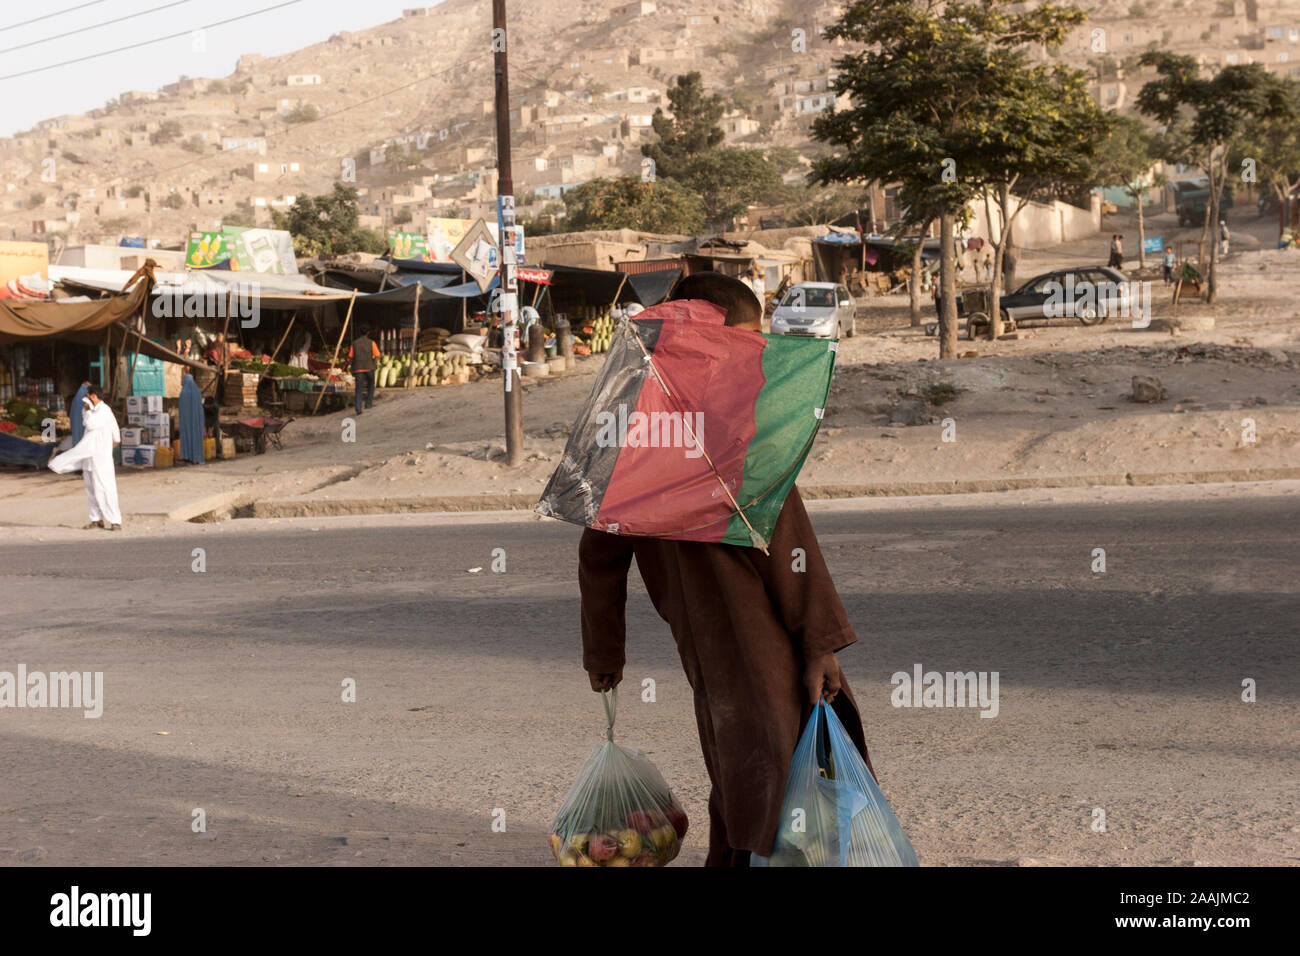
[{"left": 577, "top": 273, "right": 872, "bottom": 867}]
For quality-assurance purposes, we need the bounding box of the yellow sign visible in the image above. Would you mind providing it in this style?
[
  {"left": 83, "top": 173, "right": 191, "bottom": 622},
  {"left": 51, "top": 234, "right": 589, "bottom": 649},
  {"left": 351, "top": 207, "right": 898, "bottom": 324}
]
[{"left": 0, "top": 240, "right": 49, "bottom": 285}]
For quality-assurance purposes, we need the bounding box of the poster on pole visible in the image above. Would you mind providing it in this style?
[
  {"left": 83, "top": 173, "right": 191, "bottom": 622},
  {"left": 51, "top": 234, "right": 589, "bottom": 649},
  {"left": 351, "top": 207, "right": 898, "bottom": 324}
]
[
  {"left": 427, "top": 216, "right": 523, "bottom": 265},
  {"left": 451, "top": 219, "right": 498, "bottom": 293}
]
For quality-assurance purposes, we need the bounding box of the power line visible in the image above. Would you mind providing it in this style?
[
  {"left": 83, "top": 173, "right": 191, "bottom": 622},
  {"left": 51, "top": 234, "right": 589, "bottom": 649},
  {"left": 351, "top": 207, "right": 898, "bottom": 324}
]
[
  {"left": 1, "top": 0, "right": 200, "bottom": 55},
  {"left": 0, "top": 0, "right": 303, "bottom": 81},
  {"left": 0, "top": 0, "right": 112, "bottom": 33}
]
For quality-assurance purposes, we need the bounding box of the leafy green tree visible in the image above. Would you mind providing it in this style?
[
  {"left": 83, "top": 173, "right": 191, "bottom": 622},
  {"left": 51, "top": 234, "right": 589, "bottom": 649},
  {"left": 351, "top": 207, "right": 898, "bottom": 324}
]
[
  {"left": 687, "top": 147, "right": 782, "bottom": 229},
  {"left": 1096, "top": 115, "right": 1167, "bottom": 269},
  {"left": 271, "top": 183, "right": 386, "bottom": 256},
  {"left": 641, "top": 72, "right": 725, "bottom": 180},
  {"left": 562, "top": 177, "right": 705, "bottom": 234},
  {"left": 811, "top": 0, "right": 1097, "bottom": 355},
  {"left": 1136, "top": 53, "right": 1294, "bottom": 301},
  {"left": 1232, "top": 78, "right": 1300, "bottom": 241}
]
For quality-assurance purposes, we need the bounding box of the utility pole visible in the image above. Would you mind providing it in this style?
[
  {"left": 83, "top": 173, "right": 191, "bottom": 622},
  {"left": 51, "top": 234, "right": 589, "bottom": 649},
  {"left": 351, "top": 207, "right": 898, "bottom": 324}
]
[{"left": 493, "top": 0, "right": 523, "bottom": 466}]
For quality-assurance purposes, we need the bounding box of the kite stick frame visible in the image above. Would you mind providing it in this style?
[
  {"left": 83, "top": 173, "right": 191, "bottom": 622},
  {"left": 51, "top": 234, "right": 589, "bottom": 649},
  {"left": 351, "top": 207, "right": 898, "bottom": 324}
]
[{"left": 627, "top": 321, "right": 770, "bottom": 555}]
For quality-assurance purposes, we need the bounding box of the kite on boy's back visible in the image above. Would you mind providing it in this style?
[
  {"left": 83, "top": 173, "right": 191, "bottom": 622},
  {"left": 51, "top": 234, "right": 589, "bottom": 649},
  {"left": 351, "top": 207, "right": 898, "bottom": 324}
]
[{"left": 538, "top": 271, "right": 876, "bottom": 866}]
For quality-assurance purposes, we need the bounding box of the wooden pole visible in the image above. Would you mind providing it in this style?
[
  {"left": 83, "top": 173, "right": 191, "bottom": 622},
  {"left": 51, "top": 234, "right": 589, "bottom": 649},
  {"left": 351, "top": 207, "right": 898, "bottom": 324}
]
[
  {"left": 312, "top": 290, "right": 356, "bottom": 416},
  {"left": 608, "top": 272, "right": 628, "bottom": 313},
  {"left": 217, "top": 292, "right": 233, "bottom": 404},
  {"left": 406, "top": 282, "right": 421, "bottom": 388},
  {"left": 493, "top": 0, "right": 523, "bottom": 466},
  {"left": 267, "top": 311, "right": 297, "bottom": 368}
]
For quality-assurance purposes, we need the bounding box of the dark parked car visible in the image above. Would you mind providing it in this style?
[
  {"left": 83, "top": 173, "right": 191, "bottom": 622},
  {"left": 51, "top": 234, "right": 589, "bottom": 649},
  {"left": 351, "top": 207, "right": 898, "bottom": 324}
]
[{"left": 959, "top": 266, "right": 1131, "bottom": 336}]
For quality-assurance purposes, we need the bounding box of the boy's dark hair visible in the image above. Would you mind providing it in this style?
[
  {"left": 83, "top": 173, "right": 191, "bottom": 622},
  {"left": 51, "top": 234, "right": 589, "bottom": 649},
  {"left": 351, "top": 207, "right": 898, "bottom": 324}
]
[
  {"left": 356, "top": 325, "right": 371, "bottom": 338},
  {"left": 668, "top": 271, "right": 761, "bottom": 329},
  {"left": 86, "top": 384, "right": 102, "bottom": 400}
]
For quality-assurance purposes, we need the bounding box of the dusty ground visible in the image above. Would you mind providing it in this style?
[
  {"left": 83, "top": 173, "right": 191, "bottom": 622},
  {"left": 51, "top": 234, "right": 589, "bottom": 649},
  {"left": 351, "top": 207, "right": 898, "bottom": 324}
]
[
  {"left": 1, "top": 483, "right": 1296, "bottom": 867},
  {"left": 4, "top": 210, "right": 1297, "bottom": 529}
]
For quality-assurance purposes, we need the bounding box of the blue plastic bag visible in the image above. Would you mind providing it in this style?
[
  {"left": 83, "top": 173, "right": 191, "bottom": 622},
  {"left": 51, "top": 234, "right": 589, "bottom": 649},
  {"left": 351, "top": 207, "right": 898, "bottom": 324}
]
[{"left": 751, "top": 698, "right": 918, "bottom": 867}]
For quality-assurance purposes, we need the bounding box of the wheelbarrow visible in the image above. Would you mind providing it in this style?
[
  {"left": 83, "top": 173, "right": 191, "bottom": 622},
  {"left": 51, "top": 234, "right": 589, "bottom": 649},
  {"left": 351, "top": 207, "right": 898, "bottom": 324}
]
[{"left": 219, "top": 416, "right": 293, "bottom": 454}]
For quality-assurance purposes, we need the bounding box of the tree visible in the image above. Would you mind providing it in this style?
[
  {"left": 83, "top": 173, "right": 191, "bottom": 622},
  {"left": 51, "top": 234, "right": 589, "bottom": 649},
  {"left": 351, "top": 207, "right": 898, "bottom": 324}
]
[
  {"left": 562, "top": 177, "right": 705, "bottom": 234},
  {"left": 687, "top": 147, "right": 782, "bottom": 229},
  {"left": 973, "top": 62, "right": 1107, "bottom": 336},
  {"left": 271, "top": 183, "right": 387, "bottom": 256},
  {"left": 284, "top": 102, "right": 320, "bottom": 124},
  {"left": 151, "top": 120, "right": 182, "bottom": 145},
  {"left": 812, "top": 0, "right": 1097, "bottom": 356},
  {"left": 1232, "top": 78, "right": 1300, "bottom": 242},
  {"left": 163, "top": 192, "right": 187, "bottom": 210},
  {"left": 775, "top": 182, "right": 865, "bottom": 227},
  {"left": 1096, "top": 115, "right": 1167, "bottom": 270},
  {"left": 1136, "top": 54, "right": 1294, "bottom": 302},
  {"left": 641, "top": 72, "right": 725, "bottom": 180},
  {"left": 222, "top": 202, "right": 258, "bottom": 228}
]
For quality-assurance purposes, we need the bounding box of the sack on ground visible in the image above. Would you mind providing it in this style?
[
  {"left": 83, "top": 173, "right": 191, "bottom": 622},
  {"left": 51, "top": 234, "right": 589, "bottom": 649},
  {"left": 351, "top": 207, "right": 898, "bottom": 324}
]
[
  {"left": 751, "top": 697, "right": 918, "bottom": 867},
  {"left": 549, "top": 689, "right": 688, "bottom": 867}
]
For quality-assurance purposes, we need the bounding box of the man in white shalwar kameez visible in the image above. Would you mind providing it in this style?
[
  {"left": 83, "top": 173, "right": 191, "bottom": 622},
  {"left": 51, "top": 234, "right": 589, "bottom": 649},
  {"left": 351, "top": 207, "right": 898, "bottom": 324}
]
[{"left": 48, "top": 384, "right": 122, "bottom": 530}]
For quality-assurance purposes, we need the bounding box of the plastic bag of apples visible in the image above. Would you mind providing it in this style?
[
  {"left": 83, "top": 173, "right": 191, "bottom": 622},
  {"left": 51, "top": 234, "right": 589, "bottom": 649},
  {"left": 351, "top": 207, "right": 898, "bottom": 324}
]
[{"left": 549, "top": 689, "right": 689, "bottom": 867}]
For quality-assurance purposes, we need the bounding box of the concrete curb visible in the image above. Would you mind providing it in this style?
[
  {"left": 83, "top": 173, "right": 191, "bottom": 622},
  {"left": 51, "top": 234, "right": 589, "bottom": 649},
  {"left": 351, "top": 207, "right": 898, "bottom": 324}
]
[{"left": 243, "top": 467, "right": 1300, "bottom": 519}]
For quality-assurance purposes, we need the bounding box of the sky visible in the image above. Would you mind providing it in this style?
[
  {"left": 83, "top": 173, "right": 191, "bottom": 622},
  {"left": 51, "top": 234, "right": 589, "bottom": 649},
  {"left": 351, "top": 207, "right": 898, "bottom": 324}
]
[{"left": 0, "top": 0, "right": 443, "bottom": 137}]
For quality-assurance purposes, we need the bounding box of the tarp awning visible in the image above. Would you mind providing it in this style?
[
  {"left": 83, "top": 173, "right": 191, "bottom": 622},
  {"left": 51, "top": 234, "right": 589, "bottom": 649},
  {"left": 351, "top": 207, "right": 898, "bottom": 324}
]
[
  {"left": 625, "top": 269, "right": 680, "bottom": 306},
  {"left": 544, "top": 263, "right": 642, "bottom": 305},
  {"left": 0, "top": 281, "right": 149, "bottom": 344},
  {"left": 50, "top": 265, "right": 358, "bottom": 309}
]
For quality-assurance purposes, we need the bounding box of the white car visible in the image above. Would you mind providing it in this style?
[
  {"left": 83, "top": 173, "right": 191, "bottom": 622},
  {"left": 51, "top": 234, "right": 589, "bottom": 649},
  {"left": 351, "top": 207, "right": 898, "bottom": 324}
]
[{"left": 770, "top": 282, "right": 856, "bottom": 338}]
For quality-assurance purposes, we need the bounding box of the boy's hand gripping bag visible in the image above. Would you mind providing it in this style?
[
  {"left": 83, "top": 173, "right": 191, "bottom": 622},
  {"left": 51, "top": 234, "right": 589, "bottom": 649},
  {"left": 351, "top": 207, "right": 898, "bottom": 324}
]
[
  {"left": 549, "top": 689, "right": 689, "bottom": 866},
  {"left": 752, "top": 697, "right": 919, "bottom": 867}
]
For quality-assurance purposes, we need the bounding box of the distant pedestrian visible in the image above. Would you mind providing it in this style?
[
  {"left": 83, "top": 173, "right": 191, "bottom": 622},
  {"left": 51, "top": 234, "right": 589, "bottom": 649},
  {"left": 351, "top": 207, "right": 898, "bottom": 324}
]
[
  {"left": 348, "top": 325, "right": 380, "bottom": 414},
  {"left": 47, "top": 384, "right": 121, "bottom": 530},
  {"left": 1108, "top": 234, "right": 1124, "bottom": 269},
  {"left": 742, "top": 268, "right": 766, "bottom": 308},
  {"left": 178, "top": 373, "right": 205, "bottom": 464},
  {"left": 1162, "top": 246, "right": 1176, "bottom": 284},
  {"left": 1219, "top": 220, "right": 1230, "bottom": 256}
]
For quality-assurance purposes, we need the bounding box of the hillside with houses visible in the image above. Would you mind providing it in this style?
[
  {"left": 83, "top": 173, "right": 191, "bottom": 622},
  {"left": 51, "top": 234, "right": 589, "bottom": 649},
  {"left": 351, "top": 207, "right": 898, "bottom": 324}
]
[{"left": 1, "top": 0, "right": 1297, "bottom": 251}]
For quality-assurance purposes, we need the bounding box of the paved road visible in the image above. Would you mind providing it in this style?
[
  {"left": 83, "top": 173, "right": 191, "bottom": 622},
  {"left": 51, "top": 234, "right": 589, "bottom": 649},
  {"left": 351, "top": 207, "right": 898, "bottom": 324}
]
[{"left": 2, "top": 488, "right": 1297, "bottom": 866}]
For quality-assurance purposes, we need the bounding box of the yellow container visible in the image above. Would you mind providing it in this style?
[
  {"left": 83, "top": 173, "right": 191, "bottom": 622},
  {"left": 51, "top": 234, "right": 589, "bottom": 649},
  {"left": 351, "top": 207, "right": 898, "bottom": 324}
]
[
  {"left": 154, "top": 446, "right": 174, "bottom": 468},
  {"left": 220, "top": 437, "right": 235, "bottom": 460},
  {"left": 204, "top": 437, "right": 216, "bottom": 460}
]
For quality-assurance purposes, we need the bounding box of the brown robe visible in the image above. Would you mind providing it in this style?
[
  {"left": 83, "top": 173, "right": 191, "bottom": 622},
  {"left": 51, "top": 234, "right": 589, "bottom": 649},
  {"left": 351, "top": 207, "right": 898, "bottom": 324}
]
[{"left": 579, "top": 485, "right": 872, "bottom": 866}]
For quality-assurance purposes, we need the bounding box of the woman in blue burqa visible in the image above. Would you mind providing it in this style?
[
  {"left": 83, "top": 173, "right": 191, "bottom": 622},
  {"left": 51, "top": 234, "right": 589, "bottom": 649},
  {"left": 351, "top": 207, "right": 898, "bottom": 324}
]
[{"left": 179, "top": 373, "right": 205, "bottom": 464}]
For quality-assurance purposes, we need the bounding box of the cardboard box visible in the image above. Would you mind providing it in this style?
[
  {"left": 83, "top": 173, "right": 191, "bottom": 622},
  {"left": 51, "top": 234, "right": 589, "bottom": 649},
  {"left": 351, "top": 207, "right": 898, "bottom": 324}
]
[
  {"left": 120, "top": 444, "right": 156, "bottom": 467},
  {"left": 127, "top": 412, "right": 148, "bottom": 426},
  {"left": 155, "top": 435, "right": 171, "bottom": 448},
  {"left": 121, "top": 427, "right": 145, "bottom": 447},
  {"left": 144, "top": 412, "right": 170, "bottom": 433},
  {"left": 126, "top": 395, "right": 164, "bottom": 414}
]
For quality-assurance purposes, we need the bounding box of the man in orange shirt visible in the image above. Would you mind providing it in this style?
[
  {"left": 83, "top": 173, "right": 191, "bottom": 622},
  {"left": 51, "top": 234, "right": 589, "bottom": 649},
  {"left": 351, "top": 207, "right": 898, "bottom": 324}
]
[{"left": 348, "top": 326, "right": 381, "bottom": 414}]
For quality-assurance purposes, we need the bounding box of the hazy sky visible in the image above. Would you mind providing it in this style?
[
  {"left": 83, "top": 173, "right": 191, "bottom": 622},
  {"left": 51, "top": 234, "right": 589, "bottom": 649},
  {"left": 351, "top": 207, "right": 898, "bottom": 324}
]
[{"left": 0, "top": 0, "right": 444, "bottom": 137}]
